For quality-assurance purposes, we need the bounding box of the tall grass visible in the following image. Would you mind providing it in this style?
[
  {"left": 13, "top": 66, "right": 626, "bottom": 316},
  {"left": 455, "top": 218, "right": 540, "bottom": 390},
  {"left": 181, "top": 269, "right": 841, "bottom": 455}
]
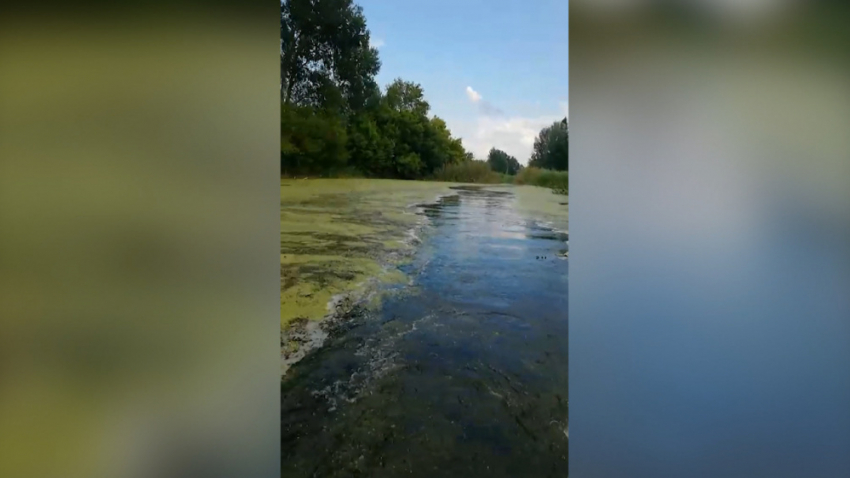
[
  {"left": 431, "top": 161, "right": 502, "bottom": 184},
  {"left": 300, "top": 161, "right": 568, "bottom": 194},
  {"left": 431, "top": 163, "right": 568, "bottom": 193},
  {"left": 515, "top": 167, "right": 568, "bottom": 194},
  {"left": 281, "top": 166, "right": 367, "bottom": 179}
]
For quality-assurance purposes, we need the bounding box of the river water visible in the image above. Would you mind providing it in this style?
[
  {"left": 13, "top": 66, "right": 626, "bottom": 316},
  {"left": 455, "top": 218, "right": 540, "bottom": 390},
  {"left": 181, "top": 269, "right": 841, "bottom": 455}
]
[{"left": 282, "top": 186, "right": 569, "bottom": 477}]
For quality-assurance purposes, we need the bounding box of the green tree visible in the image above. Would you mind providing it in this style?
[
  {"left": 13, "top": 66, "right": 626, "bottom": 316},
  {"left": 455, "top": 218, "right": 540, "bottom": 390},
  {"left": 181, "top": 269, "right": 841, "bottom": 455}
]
[
  {"left": 487, "top": 148, "right": 521, "bottom": 175},
  {"left": 281, "top": 104, "right": 348, "bottom": 175},
  {"left": 384, "top": 79, "right": 429, "bottom": 116},
  {"left": 281, "top": 0, "right": 380, "bottom": 114},
  {"left": 529, "top": 118, "right": 569, "bottom": 171},
  {"left": 360, "top": 79, "right": 469, "bottom": 178},
  {"left": 280, "top": 1, "right": 473, "bottom": 179},
  {"left": 396, "top": 153, "right": 424, "bottom": 179},
  {"left": 346, "top": 113, "right": 393, "bottom": 176}
]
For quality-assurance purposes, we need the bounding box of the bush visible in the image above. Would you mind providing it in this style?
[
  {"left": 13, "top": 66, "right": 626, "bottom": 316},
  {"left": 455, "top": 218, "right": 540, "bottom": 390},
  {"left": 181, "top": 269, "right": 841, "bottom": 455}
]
[
  {"left": 430, "top": 160, "right": 502, "bottom": 184},
  {"left": 281, "top": 104, "right": 349, "bottom": 176},
  {"left": 515, "top": 167, "right": 568, "bottom": 194}
]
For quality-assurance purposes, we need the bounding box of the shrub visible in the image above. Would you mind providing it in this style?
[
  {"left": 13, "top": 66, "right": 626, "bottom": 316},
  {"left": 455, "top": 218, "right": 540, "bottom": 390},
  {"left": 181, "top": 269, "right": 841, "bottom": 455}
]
[
  {"left": 515, "top": 167, "right": 568, "bottom": 194},
  {"left": 430, "top": 160, "right": 503, "bottom": 184}
]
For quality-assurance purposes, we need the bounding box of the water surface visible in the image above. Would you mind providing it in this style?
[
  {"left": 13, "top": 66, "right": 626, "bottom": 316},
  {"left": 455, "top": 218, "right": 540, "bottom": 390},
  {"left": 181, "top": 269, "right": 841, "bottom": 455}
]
[{"left": 282, "top": 186, "right": 569, "bottom": 477}]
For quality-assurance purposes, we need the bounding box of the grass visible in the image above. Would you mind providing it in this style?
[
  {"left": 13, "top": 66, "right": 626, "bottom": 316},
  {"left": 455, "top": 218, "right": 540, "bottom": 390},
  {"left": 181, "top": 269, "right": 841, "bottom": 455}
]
[
  {"left": 430, "top": 161, "right": 503, "bottom": 184},
  {"left": 431, "top": 163, "right": 568, "bottom": 195},
  {"left": 287, "top": 163, "right": 568, "bottom": 196},
  {"left": 514, "top": 167, "right": 569, "bottom": 195}
]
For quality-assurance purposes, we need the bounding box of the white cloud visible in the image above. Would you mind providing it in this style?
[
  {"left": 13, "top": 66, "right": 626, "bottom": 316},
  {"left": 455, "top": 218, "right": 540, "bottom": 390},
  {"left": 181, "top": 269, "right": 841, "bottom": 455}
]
[
  {"left": 370, "top": 37, "right": 385, "bottom": 49},
  {"left": 455, "top": 87, "right": 564, "bottom": 162},
  {"left": 465, "top": 86, "right": 503, "bottom": 116},
  {"left": 455, "top": 114, "right": 562, "bottom": 164},
  {"left": 559, "top": 100, "right": 569, "bottom": 118}
]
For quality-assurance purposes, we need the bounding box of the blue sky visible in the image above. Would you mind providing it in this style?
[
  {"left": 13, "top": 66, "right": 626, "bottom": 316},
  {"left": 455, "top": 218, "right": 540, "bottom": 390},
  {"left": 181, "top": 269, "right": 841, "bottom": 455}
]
[{"left": 358, "top": 0, "right": 568, "bottom": 163}]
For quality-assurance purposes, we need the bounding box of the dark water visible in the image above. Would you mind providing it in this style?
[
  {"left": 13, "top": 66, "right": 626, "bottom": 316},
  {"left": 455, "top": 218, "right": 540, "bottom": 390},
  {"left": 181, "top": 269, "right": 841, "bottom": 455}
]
[{"left": 282, "top": 187, "right": 569, "bottom": 478}]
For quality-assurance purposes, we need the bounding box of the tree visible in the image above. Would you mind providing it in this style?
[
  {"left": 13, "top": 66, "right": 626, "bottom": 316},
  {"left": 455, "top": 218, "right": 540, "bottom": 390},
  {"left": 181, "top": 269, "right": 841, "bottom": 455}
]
[
  {"left": 346, "top": 112, "right": 394, "bottom": 176},
  {"left": 281, "top": 104, "right": 348, "bottom": 175},
  {"left": 281, "top": 0, "right": 380, "bottom": 115},
  {"left": 281, "top": 1, "right": 473, "bottom": 179},
  {"left": 529, "top": 118, "right": 569, "bottom": 171},
  {"left": 352, "top": 80, "right": 468, "bottom": 178},
  {"left": 384, "top": 79, "right": 429, "bottom": 116},
  {"left": 487, "top": 148, "right": 521, "bottom": 175}
]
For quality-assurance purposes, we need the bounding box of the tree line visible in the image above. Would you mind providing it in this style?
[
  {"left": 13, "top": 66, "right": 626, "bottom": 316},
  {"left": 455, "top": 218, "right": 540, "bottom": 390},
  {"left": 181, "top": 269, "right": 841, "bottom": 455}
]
[{"left": 282, "top": 0, "right": 567, "bottom": 179}]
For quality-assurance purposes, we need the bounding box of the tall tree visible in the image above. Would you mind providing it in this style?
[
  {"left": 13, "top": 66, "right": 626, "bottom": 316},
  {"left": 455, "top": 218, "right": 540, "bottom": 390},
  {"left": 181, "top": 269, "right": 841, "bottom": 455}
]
[
  {"left": 487, "top": 148, "right": 520, "bottom": 175},
  {"left": 281, "top": 1, "right": 473, "bottom": 179},
  {"left": 281, "top": 0, "right": 380, "bottom": 114},
  {"left": 529, "top": 118, "right": 569, "bottom": 171},
  {"left": 281, "top": 105, "right": 348, "bottom": 175},
  {"left": 384, "top": 78, "right": 429, "bottom": 116}
]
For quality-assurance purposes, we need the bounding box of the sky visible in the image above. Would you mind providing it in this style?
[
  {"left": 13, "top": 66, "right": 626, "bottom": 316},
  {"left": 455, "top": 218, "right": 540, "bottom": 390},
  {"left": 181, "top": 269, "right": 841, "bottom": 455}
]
[{"left": 358, "top": 0, "right": 568, "bottom": 164}]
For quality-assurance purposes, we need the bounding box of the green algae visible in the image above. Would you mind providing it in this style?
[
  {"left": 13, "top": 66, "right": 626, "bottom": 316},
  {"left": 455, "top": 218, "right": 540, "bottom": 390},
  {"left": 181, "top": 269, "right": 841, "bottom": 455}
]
[
  {"left": 281, "top": 179, "right": 569, "bottom": 375},
  {"left": 281, "top": 179, "right": 457, "bottom": 330},
  {"left": 502, "top": 184, "right": 569, "bottom": 232}
]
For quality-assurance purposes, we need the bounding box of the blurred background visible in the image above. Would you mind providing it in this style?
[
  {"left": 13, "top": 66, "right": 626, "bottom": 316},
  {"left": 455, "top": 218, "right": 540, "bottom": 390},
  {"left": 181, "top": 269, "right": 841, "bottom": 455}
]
[
  {"left": 571, "top": 0, "right": 850, "bottom": 477},
  {"left": 0, "top": 3, "right": 279, "bottom": 478}
]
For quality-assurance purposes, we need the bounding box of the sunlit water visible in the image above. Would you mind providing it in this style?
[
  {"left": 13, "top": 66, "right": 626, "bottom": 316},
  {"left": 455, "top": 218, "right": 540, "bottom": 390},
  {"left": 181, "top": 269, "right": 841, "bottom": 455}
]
[{"left": 282, "top": 186, "right": 569, "bottom": 477}]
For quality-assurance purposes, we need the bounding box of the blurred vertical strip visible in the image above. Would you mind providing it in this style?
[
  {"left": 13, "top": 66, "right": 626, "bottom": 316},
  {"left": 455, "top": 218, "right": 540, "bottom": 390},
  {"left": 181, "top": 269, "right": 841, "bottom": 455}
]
[
  {"left": 571, "top": 0, "right": 850, "bottom": 477},
  {"left": 0, "top": 2, "right": 279, "bottom": 478}
]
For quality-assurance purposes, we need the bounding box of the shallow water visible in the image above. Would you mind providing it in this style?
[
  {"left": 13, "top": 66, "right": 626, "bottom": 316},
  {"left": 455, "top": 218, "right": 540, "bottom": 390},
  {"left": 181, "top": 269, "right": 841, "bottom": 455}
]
[{"left": 282, "top": 186, "right": 569, "bottom": 477}]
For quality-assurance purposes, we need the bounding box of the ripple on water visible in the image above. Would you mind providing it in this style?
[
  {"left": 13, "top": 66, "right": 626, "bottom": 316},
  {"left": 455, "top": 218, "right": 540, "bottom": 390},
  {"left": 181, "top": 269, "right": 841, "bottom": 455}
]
[{"left": 282, "top": 186, "right": 568, "bottom": 477}]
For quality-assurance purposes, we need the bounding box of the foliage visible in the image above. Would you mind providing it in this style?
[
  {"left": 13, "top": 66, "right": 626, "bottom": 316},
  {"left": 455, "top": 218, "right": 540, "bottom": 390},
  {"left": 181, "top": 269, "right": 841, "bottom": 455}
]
[
  {"left": 281, "top": 0, "right": 380, "bottom": 114},
  {"left": 529, "top": 118, "right": 569, "bottom": 171},
  {"left": 431, "top": 160, "right": 503, "bottom": 184},
  {"left": 344, "top": 79, "right": 467, "bottom": 178},
  {"left": 281, "top": 104, "right": 348, "bottom": 176},
  {"left": 486, "top": 148, "right": 522, "bottom": 175},
  {"left": 384, "top": 79, "right": 429, "bottom": 116},
  {"left": 281, "top": 0, "right": 470, "bottom": 179},
  {"left": 515, "top": 167, "right": 569, "bottom": 194}
]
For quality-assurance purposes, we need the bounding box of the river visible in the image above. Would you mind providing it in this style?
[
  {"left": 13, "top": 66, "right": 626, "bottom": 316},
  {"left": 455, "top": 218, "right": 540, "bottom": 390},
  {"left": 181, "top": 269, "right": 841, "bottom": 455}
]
[{"left": 282, "top": 185, "right": 569, "bottom": 477}]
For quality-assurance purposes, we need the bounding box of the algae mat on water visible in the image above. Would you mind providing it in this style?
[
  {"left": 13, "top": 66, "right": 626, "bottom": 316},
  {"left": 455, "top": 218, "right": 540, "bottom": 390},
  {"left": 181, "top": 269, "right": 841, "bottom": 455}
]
[
  {"left": 281, "top": 179, "right": 569, "bottom": 374},
  {"left": 281, "top": 179, "right": 458, "bottom": 330}
]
